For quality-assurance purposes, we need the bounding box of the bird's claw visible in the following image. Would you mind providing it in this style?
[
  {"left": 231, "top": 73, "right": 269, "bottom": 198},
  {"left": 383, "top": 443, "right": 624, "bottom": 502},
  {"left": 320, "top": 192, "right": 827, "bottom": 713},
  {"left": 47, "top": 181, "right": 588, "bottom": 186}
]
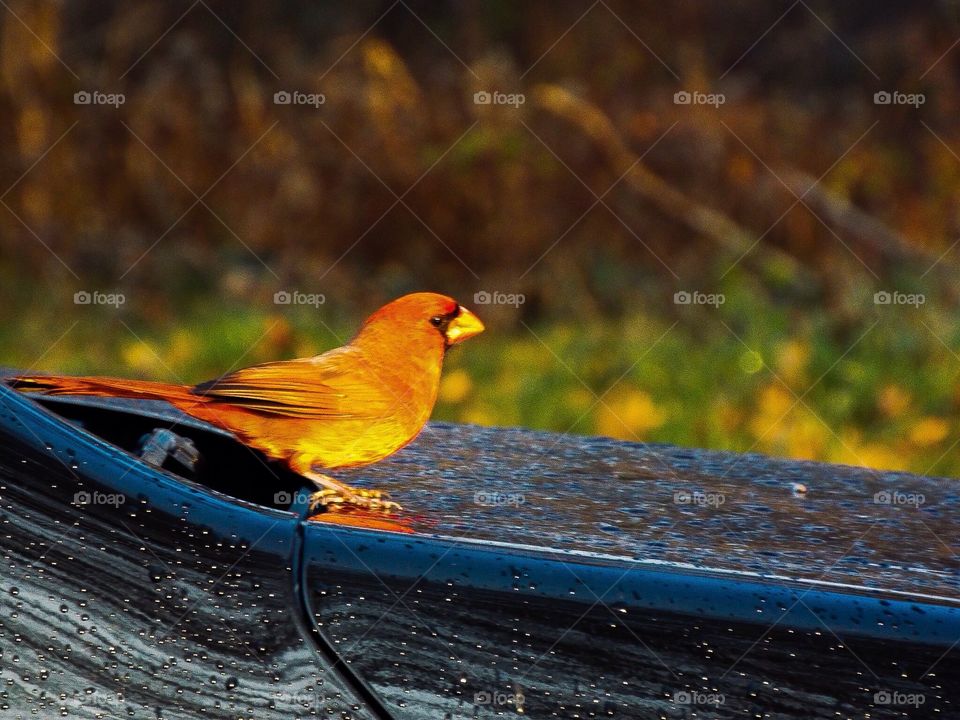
[{"left": 308, "top": 487, "right": 402, "bottom": 514}]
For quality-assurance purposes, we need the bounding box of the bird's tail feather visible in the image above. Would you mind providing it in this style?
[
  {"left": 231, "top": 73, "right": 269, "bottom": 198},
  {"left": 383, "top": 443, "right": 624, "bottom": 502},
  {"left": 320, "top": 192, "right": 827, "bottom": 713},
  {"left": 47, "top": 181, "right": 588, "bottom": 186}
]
[{"left": 10, "top": 374, "right": 193, "bottom": 402}]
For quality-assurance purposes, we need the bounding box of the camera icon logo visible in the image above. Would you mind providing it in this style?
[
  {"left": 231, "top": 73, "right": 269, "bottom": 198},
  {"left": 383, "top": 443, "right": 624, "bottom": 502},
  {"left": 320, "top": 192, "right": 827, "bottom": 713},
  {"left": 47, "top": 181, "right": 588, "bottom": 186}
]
[
  {"left": 73, "top": 491, "right": 91, "bottom": 505},
  {"left": 873, "top": 91, "right": 892, "bottom": 105},
  {"left": 873, "top": 290, "right": 891, "bottom": 305},
  {"left": 74, "top": 90, "right": 92, "bottom": 105},
  {"left": 274, "top": 491, "right": 292, "bottom": 505},
  {"left": 474, "top": 91, "right": 492, "bottom": 105},
  {"left": 273, "top": 290, "right": 292, "bottom": 304},
  {"left": 74, "top": 290, "right": 92, "bottom": 304},
  {"left": 673, "top": 290, "right": 691, "bottom": 304},
  {"left": 274, "top": 90, "right": 292, "bottom": 105},
  {"left": 473, "top": 290, "right": 491, "bottom": 304},
  {"left": 673, "top": 91, "right": 691, "bottom": 105}
]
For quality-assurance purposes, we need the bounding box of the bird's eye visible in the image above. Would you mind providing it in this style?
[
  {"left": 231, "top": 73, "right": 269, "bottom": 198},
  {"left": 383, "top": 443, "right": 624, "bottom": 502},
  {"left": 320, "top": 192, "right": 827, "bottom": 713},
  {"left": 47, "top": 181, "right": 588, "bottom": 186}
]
[{"left": 430, "top": 316, "right": 443, "bottom": 327}]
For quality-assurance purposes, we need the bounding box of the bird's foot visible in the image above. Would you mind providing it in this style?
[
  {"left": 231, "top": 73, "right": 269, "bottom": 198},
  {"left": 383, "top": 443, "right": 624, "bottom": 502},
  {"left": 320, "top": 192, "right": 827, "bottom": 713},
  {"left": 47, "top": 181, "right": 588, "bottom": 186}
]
[
  {"left": 295, "top": 465, "right": 402, "bottom": 515},
  {"left": 307, "top": 486, "right": 402, "bottom": 514}
]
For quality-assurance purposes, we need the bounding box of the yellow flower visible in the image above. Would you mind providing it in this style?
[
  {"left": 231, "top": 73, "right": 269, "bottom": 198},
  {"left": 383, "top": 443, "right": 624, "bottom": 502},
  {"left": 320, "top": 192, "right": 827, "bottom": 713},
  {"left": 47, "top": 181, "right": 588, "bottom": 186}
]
[
  {"left": 439, "top": 368, "right": 473, "bottom": 403},
  {"left": 749, "top": 384, "right": 793, "bottom": 439},
  {"left": 462, "top": 405, "right": 496, "bottom": 426},
  {"left": 910, "top": 417, "right": 950, "bottom": 447},
  {"left": 168, "top": 329, "right": 197, "bottom": 365},
  {"left": 121, "top": 342, "right": 163, "bottom": 375},
  {"left": 785, "top": 413, "right": 827, "bottom": 460},
  {"left": 776, "top": 340, "right": 809, "bottom": 385},
  {"left": 596, "top": 388, "right": 665, "bottom": 440},
  {"left": 836, "top": 438, "right": 908, "bottom": 472},
  {"left": 748, "top": 384, "right": 822, "bottom": 457},
  {"left": 877, "top": 385, "right": 911, "bottom": 418}
]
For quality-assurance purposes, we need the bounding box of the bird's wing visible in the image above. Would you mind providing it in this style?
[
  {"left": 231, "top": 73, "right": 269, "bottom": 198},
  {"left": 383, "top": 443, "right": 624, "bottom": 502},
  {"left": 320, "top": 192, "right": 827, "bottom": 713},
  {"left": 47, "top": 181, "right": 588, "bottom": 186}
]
[{"left": 191, "top": 347, "right": 399, "bottom": 420}]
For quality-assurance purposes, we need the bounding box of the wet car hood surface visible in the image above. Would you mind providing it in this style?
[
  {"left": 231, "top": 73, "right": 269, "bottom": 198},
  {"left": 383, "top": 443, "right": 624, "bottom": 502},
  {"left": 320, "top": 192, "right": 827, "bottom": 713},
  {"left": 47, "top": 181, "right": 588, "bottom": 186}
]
[
  {"left": 20, "top": 388, "right": 959, "bottom": 600},
  {"left": 337, "top": 422, "right": 960, "bottom": 600}
]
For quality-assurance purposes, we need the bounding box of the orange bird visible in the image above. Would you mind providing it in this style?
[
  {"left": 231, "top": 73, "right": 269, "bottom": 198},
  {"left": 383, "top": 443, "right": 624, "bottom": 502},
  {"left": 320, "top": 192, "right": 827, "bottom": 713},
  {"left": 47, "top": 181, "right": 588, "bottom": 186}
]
[{"left": 11, "top": 292, "right": 484, "bottom": 512}]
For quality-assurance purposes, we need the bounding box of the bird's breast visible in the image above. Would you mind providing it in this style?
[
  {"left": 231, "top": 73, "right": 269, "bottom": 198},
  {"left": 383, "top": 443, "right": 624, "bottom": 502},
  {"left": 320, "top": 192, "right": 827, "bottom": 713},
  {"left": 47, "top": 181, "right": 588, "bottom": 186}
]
[
  {"left": 295, "top": 413, "right": 427, "bottom": 469},
  {"left": 298, "top": 355, "right": 440, "bottom": 469}
]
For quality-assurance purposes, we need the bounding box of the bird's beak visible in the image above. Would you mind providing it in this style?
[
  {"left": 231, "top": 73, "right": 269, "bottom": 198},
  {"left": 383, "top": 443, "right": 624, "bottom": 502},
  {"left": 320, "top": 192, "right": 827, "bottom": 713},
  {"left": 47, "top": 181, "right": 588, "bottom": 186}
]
[{"left": 445, "top": 306, "right": 485, "bottom": 345}]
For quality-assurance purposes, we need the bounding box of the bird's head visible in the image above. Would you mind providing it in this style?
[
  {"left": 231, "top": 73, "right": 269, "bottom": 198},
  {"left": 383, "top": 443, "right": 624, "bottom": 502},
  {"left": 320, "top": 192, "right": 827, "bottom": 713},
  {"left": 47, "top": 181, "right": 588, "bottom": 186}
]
[{"left": 353, "top": 292, "right": 485, "bottom": 352}]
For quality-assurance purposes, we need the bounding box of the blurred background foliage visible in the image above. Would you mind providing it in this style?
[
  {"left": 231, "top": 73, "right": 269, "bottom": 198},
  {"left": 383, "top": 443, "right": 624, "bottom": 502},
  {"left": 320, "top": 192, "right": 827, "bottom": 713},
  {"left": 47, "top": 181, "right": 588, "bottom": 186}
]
[{"left": 2, "top": 1, "right": 960, "bottom": 475}]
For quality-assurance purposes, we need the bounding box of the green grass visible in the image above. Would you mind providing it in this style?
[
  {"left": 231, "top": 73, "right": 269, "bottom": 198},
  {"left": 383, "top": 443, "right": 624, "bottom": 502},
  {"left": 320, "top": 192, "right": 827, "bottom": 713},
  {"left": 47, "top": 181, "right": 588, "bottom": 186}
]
[{"left": 3, "top": 281, "right": 959, "bottom": 478}]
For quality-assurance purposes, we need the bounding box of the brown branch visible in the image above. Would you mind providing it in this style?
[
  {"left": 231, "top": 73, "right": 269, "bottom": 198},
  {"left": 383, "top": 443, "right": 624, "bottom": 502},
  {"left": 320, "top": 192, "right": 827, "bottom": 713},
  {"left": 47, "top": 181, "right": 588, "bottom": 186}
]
[{"left": 531, "top": 83, "right": 811, "bottom": 283}]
